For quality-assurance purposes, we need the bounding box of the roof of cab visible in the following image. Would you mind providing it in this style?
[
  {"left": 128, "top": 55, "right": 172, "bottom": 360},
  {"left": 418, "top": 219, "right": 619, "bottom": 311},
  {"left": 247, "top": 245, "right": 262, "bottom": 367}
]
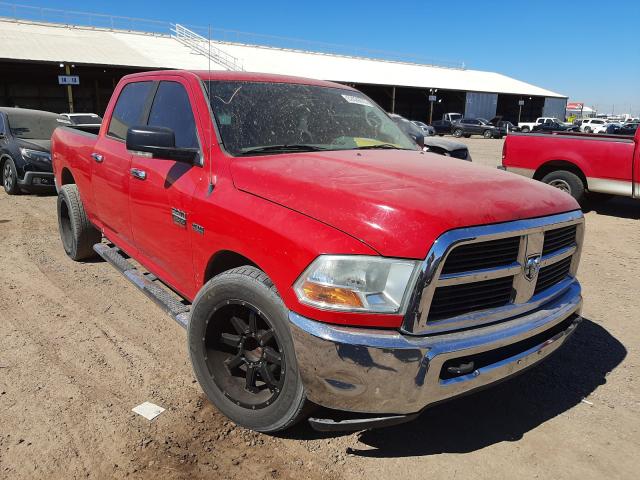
[{"left": 121, "top": 70, "right": 356, "bottom": 90}]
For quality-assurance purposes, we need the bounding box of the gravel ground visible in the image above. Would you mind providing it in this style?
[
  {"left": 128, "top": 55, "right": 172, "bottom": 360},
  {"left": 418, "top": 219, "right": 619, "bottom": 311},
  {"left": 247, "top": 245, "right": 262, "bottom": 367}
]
[{"left": 0, "top": 138, "right": 638, "bottom": 479}]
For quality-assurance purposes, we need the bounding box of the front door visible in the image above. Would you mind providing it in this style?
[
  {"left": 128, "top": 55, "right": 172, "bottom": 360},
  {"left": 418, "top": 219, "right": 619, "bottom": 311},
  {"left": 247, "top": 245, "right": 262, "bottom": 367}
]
[
  {"left": 128, "top": 79, "right": 203, "bottom": 296},
  {"left": 634, "top": 128, "right": 640, "bottom": 198},
  {"left": 91, "top": 80, "right": 155, "bottom": 252}
]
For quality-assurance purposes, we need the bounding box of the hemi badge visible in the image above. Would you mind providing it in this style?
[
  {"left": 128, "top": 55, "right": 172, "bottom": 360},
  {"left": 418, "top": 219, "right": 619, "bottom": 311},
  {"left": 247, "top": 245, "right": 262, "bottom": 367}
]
[
  {"left": 171, "top": 208, "right": 187, "bottom": 227},
  {"left": 192, "top": 223, "right": 205, "bottom": 235}
]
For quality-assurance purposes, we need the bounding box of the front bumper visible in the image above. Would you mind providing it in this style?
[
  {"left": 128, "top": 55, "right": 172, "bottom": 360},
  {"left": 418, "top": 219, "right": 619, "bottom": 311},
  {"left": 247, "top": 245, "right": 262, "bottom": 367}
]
[
  {"left": 290, "top": 281, "right": 582, "bottom": 415},
  {"left": 18, "top": 171, "right": 55, "bottom": 189}
]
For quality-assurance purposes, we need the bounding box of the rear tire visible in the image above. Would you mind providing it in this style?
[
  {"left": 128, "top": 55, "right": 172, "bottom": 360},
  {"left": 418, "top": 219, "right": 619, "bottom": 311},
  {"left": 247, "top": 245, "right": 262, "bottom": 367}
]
[
  {"left": 187, "top": 266, "right": 310, "bottom": 432},
  {"left": 57, "top": 184, "right": 101, "bottom": 260},
  {"left": 2, "top": 157, "right": 21, "bottom": 195},
  {"left": 483, "top": 129, "right": 493, "bottom": 139},
  {"left": 453, "top": 128, "right": 463, "bottom": 138},
  {"left": 541, "top": 170, "right": 585, "bottom": 203}
]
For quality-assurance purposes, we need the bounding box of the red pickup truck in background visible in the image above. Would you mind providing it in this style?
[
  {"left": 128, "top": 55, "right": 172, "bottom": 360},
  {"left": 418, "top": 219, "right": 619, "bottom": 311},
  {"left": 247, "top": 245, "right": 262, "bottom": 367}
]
[
  {"left": 501, "top": 130, "right": 640, "bottom": 203},
  {"left": 52, "top": 70, "right": 585, "bottom": 432}
]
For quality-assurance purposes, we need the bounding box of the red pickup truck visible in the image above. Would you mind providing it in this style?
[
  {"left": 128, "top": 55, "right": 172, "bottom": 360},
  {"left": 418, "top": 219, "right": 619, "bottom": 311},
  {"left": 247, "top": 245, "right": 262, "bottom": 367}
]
[
  {"left": 52, "top": 70, "right": 585, "bottom": 432},
  {"left": 501, "top": 130, "right": 640, "bottom": 202}
]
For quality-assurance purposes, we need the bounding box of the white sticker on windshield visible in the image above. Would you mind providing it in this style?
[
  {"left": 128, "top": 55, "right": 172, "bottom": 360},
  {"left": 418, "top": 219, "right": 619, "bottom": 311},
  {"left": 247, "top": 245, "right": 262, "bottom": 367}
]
[{"left": 341, "top": 94, "right": 373, "bottom": 107}]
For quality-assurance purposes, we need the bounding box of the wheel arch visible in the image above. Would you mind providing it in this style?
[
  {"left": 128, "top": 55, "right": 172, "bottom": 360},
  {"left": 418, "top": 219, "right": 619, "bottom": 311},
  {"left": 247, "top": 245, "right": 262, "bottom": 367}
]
[
  {"left": 534, "top": 160, "right": 588, "bottom": 188},
  {"left": 203, "top": 249, "right": 261, "bottom": 284},
  {"left": 60, "top": 167, "right": 76, "bottom": 185},
  {"left": 0, "top": 153, "right": 13, "bottom": 171}
]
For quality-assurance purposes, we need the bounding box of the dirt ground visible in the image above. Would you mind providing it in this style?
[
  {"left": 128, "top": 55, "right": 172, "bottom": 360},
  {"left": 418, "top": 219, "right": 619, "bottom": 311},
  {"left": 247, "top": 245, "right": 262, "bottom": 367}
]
[{"left": 1, "top": 138, "right": 638, "bottom": 479}]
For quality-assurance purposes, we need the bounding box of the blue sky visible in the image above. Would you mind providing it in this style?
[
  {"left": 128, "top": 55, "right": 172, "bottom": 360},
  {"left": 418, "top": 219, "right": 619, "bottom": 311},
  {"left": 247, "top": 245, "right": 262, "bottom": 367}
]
[{"left": 16, "top": 0, "right": 640, "bottom": 114}]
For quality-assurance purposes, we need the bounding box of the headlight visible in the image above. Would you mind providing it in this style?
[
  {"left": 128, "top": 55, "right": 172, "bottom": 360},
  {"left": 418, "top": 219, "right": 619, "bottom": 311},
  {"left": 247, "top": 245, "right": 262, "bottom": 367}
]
[
  {"left": 20, "top": 148, "right": 51, "bottom": 163},
  {"left": 294, "top": 255, "right": 421, "bottom": 313}
]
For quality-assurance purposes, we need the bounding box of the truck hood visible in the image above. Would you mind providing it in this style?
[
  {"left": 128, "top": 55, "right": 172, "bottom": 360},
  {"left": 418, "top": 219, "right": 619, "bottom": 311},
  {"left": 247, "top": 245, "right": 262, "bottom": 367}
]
[{"left": 230, "top": 149, "right": 579, "bottom": 259}]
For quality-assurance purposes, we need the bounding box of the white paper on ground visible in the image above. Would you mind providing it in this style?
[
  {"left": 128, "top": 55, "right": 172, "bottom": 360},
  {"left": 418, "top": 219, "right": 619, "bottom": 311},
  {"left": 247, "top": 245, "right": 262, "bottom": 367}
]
[{"left": 132, "top": 401, "right": 165, "bottom": 421}]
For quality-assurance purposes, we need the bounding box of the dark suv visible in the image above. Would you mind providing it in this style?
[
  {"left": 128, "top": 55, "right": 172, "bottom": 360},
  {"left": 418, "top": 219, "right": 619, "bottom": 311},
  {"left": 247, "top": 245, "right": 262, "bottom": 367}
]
[
  {"left": 451, "top": 118, "right": 501, "bottom": 139},
  {"left": 0, "top": 107, "right": 65, "bottom": 194}
]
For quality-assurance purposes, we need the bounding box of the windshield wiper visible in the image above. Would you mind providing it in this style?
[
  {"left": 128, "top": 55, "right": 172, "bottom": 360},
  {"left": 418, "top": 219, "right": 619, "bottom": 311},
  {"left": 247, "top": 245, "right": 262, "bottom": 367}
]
[
  {"left": 352, "top": 143, "right": 403, "bottom": 150},
  {"left": 239, "top": 144, "right": 329, "bottom": 155}
]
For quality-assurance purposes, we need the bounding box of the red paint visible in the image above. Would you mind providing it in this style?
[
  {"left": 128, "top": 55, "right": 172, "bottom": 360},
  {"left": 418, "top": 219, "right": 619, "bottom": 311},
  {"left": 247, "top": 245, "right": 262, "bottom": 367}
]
[
  {"left": 502, "top": 130, "right": 640, "bottom": 191},
  {"left": 52, "top": 70, "right": 579, "bottom": 329}
]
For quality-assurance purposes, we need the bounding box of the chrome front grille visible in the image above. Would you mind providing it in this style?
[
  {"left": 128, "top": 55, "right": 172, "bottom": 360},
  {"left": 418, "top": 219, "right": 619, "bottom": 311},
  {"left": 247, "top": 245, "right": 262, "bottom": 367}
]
[
  {"left": 542, "top": 225, "right": 577, "bottom": 256},
  {"left": 441, "top": 237, "right": 520, "bottom": 274},
  {"left": 403, "top": 211, "right": 584, "bottom": 334},
  {"left": 534, "top": 255, "right": 573, "bottom": 295},
  {"left": 428, "top": 276, "right": 514, "bottom": 321}
]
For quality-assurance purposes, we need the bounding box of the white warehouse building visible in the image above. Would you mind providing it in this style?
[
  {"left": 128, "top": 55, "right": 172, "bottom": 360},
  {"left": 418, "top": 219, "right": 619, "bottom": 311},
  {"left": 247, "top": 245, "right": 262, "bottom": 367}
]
[{"left": 0, "top": 9, "right": 567, "bottom": 123}]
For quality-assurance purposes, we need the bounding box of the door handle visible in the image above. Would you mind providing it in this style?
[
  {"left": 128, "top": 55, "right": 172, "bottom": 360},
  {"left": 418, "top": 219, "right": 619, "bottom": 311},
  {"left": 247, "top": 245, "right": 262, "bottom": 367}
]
[
  {"left": 130, "top": 168, "right": 147, "bottom": 180},
  {"left": 91, "top": 152, "right": 104, "bottom": 163}
]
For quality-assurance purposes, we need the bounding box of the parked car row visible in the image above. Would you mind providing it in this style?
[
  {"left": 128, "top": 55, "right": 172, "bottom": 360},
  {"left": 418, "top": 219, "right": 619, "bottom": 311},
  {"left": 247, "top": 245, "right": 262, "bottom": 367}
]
[
  {"left": 0, "top": 108, "right": 101, "bottom": 194},
  {"left": 388, "top": 114, "right": 472, "bottom": 160}
]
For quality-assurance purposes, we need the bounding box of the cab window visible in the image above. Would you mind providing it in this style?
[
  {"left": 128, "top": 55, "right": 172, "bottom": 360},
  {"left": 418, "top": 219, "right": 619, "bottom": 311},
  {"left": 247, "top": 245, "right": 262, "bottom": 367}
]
[
  {"left": 147, "top": 81, "right": 199, "bottom": 149},
  {"left": 107, "top": 81, "right": 154, "bottom": 140}
]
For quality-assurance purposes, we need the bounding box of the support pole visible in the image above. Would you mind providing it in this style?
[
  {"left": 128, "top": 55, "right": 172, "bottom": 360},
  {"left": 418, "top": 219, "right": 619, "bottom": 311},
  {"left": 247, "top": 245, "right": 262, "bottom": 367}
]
[
  {"left": 429, "top": 101, "right": 434, "bottom": 125},
  {"left": 518, "top": 104, "right": 522, "bottom": 123},
  {"left": 65, "top": 64, "right": 74, "bottom": 113},
  {"left": 391, "top": 87, "right": 396, "bottom": 114}
]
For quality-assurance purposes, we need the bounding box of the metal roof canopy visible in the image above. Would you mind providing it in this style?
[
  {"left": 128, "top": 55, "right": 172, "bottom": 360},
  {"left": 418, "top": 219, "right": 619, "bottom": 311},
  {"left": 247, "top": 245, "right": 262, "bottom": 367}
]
[{"left": 0, "top": 18, "right": 566, "bottom": 98}]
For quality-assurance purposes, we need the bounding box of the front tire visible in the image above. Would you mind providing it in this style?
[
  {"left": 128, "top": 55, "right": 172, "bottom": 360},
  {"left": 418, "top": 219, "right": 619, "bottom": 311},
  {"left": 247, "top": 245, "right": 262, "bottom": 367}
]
[
  {"left": 483, "top": 129, "right": 493, "bottom": 139},
  {"left": 57, "top": 184, "right": 101, "bottom": 260},
  {"left": 2, "top": 157, "right": 20, "bottom": 195},
  {"left": 453, "top": 128, "right": 463, "bottom": 138},
  {"left": 187, "top": 266, "right": 309, "bottom": 432},
  {"left": 541, "top": 170, "right": 585, "bottom": 203}
]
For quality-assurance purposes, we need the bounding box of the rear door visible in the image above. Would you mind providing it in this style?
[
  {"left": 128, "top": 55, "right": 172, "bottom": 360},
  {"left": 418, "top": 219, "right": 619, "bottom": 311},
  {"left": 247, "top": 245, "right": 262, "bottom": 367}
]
[
  {"left": 128, "top": 78, "right": 204, "bottom": 295},
  {"left": 92, "top": 80, "right": 155, "bottom": 252}
]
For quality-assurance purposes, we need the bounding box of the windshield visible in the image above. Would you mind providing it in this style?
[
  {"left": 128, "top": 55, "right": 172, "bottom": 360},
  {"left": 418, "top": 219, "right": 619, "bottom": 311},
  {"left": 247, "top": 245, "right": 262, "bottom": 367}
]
[
  {"left": 205, "top": 81, "right": 417, "bottom": 156},
  {"left": 7, "top": 111, "right": 63, "bottom": 139}
]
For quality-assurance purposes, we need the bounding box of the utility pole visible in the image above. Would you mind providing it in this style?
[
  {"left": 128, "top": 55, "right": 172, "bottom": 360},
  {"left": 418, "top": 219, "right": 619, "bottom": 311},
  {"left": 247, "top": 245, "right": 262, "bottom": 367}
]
[
  {"left": 428, "top": 88, "right": 437, "bottom": 124},
  {"left": 518, "top": 99, "right": 525, "bottom": 123}
]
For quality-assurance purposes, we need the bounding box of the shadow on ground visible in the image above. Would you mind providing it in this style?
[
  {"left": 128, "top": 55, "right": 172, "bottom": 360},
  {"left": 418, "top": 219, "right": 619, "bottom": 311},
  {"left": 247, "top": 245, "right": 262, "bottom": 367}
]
[
  {"left": 287, "top": 318, "right": 626, "bottom": 456},
  {"left": 585, "top": 197, "right": 640, "bottom": 220}
]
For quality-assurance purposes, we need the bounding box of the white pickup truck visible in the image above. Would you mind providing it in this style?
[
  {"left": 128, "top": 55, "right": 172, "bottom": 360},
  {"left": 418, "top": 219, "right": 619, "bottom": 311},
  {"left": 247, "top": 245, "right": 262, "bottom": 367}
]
[{"left": 519, "top": 117, "right": 571, "bottom": 133}]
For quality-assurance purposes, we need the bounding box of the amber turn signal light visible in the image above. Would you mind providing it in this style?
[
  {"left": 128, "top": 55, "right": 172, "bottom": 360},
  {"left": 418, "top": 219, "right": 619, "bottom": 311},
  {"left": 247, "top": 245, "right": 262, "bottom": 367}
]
[{"left": 301, "top": 281, "right": 364, "bottom": 308}]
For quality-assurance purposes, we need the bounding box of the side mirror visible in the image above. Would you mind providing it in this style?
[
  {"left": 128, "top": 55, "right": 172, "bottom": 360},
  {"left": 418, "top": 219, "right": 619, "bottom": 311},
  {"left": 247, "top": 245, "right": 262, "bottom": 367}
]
[
  {"left": 126, "top": 126, "right": 199, "bottom": 163},
  {"left": 414, "top": 134, "right": 425, "bottom": 149}
]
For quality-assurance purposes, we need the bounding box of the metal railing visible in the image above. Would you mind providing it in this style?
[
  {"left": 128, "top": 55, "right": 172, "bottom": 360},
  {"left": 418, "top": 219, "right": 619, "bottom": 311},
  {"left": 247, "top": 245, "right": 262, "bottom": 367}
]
[
  {"left": 0, "top": 2, "right": 169, "bottom": 34},
  {"left": 0, "top": 2, "right": 465, "bottom": 69},
  {"left": 171, "top": 24, "right": 243, "bottom": 71}
]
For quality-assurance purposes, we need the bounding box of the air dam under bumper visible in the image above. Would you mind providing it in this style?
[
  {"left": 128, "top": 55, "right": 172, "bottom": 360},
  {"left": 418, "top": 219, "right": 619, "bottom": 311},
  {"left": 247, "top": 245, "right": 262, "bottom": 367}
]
[{"left": 289, "top": 282, "right": 582, "bottom": 415}]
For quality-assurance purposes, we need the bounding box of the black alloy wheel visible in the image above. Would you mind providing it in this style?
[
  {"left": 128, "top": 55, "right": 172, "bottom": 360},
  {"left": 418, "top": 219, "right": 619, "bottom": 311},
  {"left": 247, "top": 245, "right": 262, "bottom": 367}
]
[{"left": 205, "top": 300, "right": 284, "bottom": 409}]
